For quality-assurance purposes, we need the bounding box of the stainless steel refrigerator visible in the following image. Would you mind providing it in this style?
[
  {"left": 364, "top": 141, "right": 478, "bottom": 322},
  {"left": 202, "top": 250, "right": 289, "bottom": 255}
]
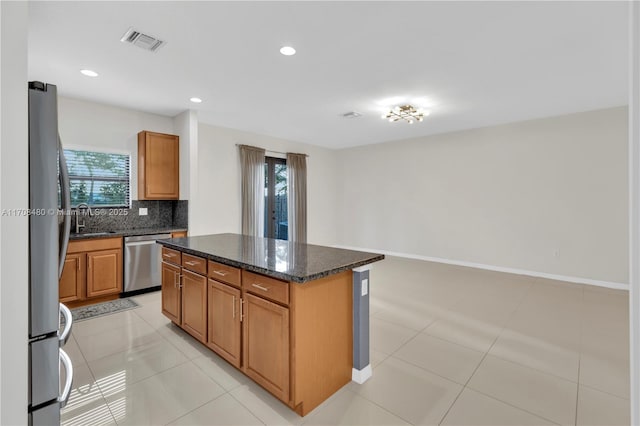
[{"left": 28, "top": 81, "right": 74, "bottom": 425}]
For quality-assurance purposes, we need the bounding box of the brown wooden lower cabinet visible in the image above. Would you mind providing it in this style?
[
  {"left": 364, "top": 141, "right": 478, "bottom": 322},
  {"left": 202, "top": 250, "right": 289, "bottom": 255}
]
[
  {"left": 242, "top": 292, "right": 290, "bottom": 402},
  {"left": 207, "top": 279, "right": 241, "bottom": 367},
  {"left": 160, "top": 253, "right": 353, "bottom": 417},
  {"left": 181, "top": 269, "right": 207, "bottom": 342},
  {"left": 59, "top": 237, "right": 123, "bottom": 307},
  {"left": 59, "top": 253, "right": 84, "bottom": 303},
  {"left": 161, "top": 261, "right": 181, "bottom": 324},
  {"left": 86, "top": 249, "right": 122, "bottom": 298}
]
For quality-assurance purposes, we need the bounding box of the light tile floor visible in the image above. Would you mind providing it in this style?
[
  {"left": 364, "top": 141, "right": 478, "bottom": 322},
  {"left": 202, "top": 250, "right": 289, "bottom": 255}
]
[{"left": 62, "top": 256, "right": 630, "bottom": 425}]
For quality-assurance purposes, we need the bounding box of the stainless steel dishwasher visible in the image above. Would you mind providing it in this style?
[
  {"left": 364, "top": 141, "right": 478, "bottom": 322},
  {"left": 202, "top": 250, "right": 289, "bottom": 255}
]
[{"left": 124, "top": 233, "right": 172, "bottom": 295}]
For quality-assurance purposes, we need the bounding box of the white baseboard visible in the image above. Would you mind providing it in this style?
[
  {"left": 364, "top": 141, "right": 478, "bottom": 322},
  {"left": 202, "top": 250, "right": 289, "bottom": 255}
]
[
  {"left": 334, "top": 245, "right": 628, "bottom": 291},
  {"left": 351, "top": 365, "right": 372, "bottom": 384}
]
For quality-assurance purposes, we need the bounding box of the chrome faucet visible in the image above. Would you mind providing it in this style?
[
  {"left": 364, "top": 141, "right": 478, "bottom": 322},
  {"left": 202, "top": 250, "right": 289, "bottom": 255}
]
[{"left": 75, "top": 203, "right": 93, "bottom": 233}]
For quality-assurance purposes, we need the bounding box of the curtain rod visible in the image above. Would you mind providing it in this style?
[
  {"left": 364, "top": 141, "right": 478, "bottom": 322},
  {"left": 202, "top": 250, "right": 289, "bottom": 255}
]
[{"left": 235, "top": 144, "right": 309, "bottom": 157}]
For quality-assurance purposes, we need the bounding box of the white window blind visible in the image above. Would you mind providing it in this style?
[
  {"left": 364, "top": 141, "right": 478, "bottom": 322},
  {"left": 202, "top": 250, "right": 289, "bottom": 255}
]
[{"left": 64, "top": 149, "right": 130, "bottom": 207}]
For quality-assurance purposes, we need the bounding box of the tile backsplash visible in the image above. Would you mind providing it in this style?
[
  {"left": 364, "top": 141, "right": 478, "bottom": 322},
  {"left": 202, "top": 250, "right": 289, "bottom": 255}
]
[{"left": 79, "top": 200, "right": 188, "bottom": 232}]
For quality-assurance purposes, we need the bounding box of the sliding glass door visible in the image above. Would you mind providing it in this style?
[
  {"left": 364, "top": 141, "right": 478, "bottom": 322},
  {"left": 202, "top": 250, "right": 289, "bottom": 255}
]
[{"left": 264, "top": 157, "right": 288, "bottom": 240}]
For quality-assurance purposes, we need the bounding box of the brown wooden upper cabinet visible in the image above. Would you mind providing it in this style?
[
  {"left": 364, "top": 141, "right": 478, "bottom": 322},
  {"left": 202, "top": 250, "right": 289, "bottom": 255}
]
[{"left": 138, "top": 131, "right": 179, "bottom": 200}]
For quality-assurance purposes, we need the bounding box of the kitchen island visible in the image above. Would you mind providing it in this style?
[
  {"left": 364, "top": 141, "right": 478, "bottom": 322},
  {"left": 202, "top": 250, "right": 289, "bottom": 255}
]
[{"left": 157, "top": 233, "right": 383, "bottom": 416}]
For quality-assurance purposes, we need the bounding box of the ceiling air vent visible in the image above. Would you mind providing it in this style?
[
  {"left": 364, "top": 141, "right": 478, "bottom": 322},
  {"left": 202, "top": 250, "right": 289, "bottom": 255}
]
[
  {"left": 120, "top": 27, "right": 165, "bottom": 52},
  {"left": 341, "top": 111, "right": 363, "bottom": 119}
]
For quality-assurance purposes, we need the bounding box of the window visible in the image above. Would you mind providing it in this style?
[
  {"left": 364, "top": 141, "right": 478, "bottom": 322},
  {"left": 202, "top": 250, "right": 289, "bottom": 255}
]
[
  {"left": 64, "top": 149, "right": 131, "bottom": 207},
  {"left": 264, "top": 157, "right": 288, "bottom": 240}
]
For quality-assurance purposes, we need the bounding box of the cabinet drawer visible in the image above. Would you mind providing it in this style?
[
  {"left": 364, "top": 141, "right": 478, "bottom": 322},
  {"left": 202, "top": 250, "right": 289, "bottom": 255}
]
[
  {"left": 242, "top": 270, "right": 289, "bottom": 306},
  {"left": 161, "top": 247, "right": 181, "bottom": 265},
  {"left": 182, "top": 253, "right": 207, "bottom": 275},
  {"left": 208, "top": 261, "right": 241, "bottom": 288}
]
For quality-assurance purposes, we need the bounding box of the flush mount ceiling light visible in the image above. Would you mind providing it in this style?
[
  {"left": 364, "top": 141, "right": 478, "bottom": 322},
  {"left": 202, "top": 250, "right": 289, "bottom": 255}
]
[
  {"left": 80, "top": 69, "right": 99, "bottom": 77},
  {"left": 382, "top": 105, "right": 428, "bottom": 124},
  {"left": 280, "top": 46, "right": 296, "bottom": 56},
  {"left": 189, "top": 97, "right": 202, "bottom": 103}
]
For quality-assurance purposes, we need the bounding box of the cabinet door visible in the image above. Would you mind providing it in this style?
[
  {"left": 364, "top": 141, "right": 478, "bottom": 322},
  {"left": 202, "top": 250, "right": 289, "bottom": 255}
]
[
  {"left": 86, "top": 249, "right": 122, "bottom": 298},
  {"left": 139, "top": 131, "right": 179, "bottom": 200},
  {"left": 207, "top": 279, "right": 241, "bottom": 367},
  {"left": 59, "top": 254, "right": 84, "bottom": 303},
  {"left": 242, "top": 293, "right": 289, "bottom": 402},
  {"left": 162, "top": 261, "right": 182, "bottom": 324},
  {"left": 181, "top": 269, "right": 207, "bottom": 342}
]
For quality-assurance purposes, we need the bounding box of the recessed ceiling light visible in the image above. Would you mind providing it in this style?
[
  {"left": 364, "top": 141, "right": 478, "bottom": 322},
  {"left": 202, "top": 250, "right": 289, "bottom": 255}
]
[
  {"left": 280, "top": 46, "right": 296, "bottom": 56},
  {"left": 189, "top": 97, "right": 202, "bottom": 103},
  {"left": 80, "top": 69, "right": 98, "bottom": 77}
]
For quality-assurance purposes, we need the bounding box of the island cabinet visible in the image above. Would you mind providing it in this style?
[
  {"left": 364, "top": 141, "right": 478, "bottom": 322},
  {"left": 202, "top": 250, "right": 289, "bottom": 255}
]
[
  {"left": 161, "top": 247, "right": 209, "bottom": 343},
  {"left": 207, "top": 260, "right": 242, "bottom": 367},
  {"left": 157, "top": 234, "right": 384, "bottom": 417},
  {"left": 161, "top": 255, "right": 353, "bottom": 416},
  {"left": 181, "top": 252, "right": 208, "bottom": 342},
  {"left": 59, "top": 237, "right": 123, "bottom": 307},
  {"left": 242, "top": 271, "right": 290, "bottom": 402},
  {"left": 161, "top": 249, "right": 182, "bottom": 324}
]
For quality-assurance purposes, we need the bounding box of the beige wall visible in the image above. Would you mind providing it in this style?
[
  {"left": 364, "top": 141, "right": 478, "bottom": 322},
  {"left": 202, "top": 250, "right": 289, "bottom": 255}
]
[
  {"left": 57, "top": 96, "right": 175, "bottom": 201},
  {"left": 55, "top": 96, "right": 628, "bottom": 285},
  {"left": 337, "top": 107, "right": 629, "bottom": 285},
  {"left": 194, "top": 123, "right": 338, "bottom": 245}
]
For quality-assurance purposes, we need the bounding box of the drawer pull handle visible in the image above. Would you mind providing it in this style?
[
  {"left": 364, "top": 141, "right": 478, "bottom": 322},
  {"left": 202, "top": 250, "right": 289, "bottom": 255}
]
[
  {"left": 252, "top": 283, "right": 269, "bottom": 292},
  {"left": 184, "top": 261, "right": 199, "bottom": 266},
  {"left": 213, "top": 270, "right": 228, "bottom": 276},
  {"left": 163, "top": 253, "right": 175, "bottom": 258}
]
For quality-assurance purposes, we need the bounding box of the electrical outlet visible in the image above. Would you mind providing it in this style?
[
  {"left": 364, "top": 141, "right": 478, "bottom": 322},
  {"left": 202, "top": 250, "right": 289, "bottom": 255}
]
[
  {"left": 361, "top": 279, "right": 368, "bottom": 296},
  {"left": 139, "top": 207, "right": 148, "bottom": 216}
]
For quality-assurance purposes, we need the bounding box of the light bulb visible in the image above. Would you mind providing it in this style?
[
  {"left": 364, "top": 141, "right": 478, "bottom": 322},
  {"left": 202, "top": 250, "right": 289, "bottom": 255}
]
[{"left": 80, "top": 69, "right": 98, "bottom": 77}]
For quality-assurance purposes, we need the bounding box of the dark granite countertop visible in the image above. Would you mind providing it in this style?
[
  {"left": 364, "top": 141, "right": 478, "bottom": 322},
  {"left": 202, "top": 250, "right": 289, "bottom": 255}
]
[
  {"left": 69, "top": 227, "right": 188, "bottom": 240},
  {"left": 157, "top": 233, "right": 384, "bottom": 283}
]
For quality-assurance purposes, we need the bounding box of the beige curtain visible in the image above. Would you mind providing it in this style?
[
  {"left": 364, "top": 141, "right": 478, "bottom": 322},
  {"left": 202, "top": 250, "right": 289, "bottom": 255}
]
[
  {"left": 287, "top": 153, "right": 307, "bottom": 243},
  {"left": 239, "top": 145, "right": 265, "bottom": 237}
]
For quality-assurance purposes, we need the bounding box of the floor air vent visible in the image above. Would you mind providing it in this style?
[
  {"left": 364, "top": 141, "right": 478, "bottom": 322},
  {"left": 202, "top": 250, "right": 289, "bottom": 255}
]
[{"left": 120, "top": 27, "right": 165, "bottom": 52}]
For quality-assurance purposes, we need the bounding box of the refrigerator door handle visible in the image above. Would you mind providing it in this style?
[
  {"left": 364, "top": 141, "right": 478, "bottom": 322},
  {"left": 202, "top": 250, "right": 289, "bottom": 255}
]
[
  {"left": 58, "top": 303, "right": 72, "bottom": 347},
  {"left": 58, "top": 135, "right": 71, "bottom": 279},
  {"left": 58, "top": 349, "right": 73, "bottom": 409}
]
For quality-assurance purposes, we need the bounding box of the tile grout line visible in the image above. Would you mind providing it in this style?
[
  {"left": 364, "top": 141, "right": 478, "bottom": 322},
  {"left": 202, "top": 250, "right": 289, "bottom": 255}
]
[
  {"left": 342, "top": 387, "right": 417, "bottom": 426},
  {"left": 162, "top": 391, "right": 231, "bottom": 426},
  {"left": 226, "top": 390, "right": 274, "bottom": 426},
  {"left": 69, "top": 300, "right": 161, "bottom": 425},
  {"left": 77, "top": 350, "right": 121, "bottom": 425},
  {"left": 438, "top": 278, "right": 536, "bottom": 425},
  {"left": 460, "top": 387, "right": 562, "bottom": 426},
  {"left": 302, "top": 387, "right": 410, "bottom": 426}
]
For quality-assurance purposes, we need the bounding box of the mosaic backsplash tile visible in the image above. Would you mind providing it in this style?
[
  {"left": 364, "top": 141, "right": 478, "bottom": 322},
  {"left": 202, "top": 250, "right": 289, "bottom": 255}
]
[{"left": 78, "top": 200, "right": 188, "bottom": 232}]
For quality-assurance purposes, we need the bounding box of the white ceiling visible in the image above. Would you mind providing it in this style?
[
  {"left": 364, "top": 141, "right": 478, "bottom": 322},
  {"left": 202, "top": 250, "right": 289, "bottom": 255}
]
[{"left": 28, "top": 1, "right": 628, "bottom": 149}]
